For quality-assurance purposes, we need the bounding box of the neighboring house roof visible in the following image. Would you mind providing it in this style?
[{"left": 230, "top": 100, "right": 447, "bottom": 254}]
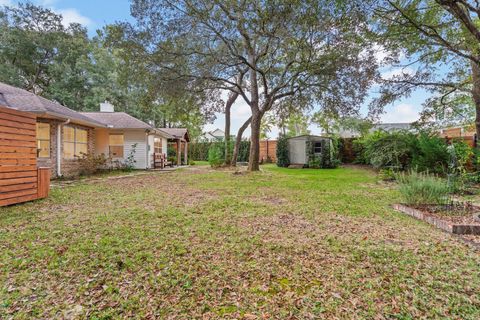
[
  {"left": 80, "top": 112, "right": 152, "bottom": 130},
  {"left": 0, "top": 82, "right": 106, "bottom": 127},
  {"left": 159, "top": 128, "right": 190, "bottom": 142},
  {"left": 200, "top": 128, "right": 224, "bottom": 141},
  {"left": 336, "top": 122, "right": 412, "bottom": 138},
  {"left": 209, "top": 128, "right": 225, "bottom": 137},
  {"left": 373, "top": 123, "right": 412, "bottom": 131}
]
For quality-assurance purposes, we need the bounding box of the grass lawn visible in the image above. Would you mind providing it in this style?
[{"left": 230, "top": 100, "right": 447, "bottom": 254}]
[{"left": 1, "top": 165, "right": 480, "bottom": 319}]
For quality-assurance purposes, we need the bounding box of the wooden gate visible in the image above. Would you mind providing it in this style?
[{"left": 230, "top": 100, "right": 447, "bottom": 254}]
[{"left": 0, "top": 106, "right": 50, "bottom": 206}]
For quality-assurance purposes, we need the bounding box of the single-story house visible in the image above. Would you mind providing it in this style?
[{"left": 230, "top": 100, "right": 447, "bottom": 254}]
[
  {"left": 0, "top": 82, "right": 107, "bottom": 178},
  {"left": 80, "top": 102, "right": 173, "bottom": 170},
  {"left": 288, "top": 135, "right": 333, "bottom": 165},
  {"left": 0, "top": 82, "right": 187, "bottom": 178}
]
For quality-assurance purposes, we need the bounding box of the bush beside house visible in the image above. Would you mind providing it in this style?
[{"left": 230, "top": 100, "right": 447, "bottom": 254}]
[
  {"left": 354, "top": 130, "right": 473, "bottom": 175},
  {"left": 276, "top": 136, "right": 290, "bottom": 167}
]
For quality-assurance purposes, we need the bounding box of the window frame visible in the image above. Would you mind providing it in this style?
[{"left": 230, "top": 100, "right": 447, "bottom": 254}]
[
  {"left": 314, "top": 141, "right": 323, "bottom": 155},
  {"left": 63, "top": 126, "right": 89, "bottom": 159},
  {"left": 109, "top": 133, "right": 124, "bottom": 159},
  {"left": 36, "top": 122, "right": 51, "bottom": 158}
]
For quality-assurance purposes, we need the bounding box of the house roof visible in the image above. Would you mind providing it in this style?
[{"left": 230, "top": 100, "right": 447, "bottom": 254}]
[
  {"left": 209, "top": 128, "right": 224, "bottom": 136},
  {"left": 0, "top": 82, "right": 106, "bottom": 127},
  {"left": 158, "top": 128, "right": 190, "bottom": 142},
  {"left": 80, "top": 112, "right": 153, "bottom": 130},
  {"left": 373, "top": 123, "right": 412, "bottom": 131}
]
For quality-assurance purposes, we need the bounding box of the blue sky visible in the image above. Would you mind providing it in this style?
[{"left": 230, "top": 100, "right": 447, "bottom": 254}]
[{"left": 2, "top": 0, "right": 429, "bottom": 137}]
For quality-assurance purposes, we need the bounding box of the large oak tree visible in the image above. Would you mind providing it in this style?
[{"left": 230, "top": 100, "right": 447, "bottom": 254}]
[{"left": 126, "top": 0, "right": 378, "bottom": 170}]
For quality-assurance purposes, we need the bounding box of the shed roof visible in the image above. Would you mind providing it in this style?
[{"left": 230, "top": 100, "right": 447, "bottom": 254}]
[
  {"left": 287, "top": 134, "right": 332, "bottom": 140},
  {"left": 0, "top": 82, "right": 106, "bottom": 127}
]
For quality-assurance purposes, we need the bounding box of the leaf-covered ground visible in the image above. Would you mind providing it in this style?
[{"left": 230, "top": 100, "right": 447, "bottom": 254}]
[{"left": 1, "top": 165, "right": 480, "bottom": 319}]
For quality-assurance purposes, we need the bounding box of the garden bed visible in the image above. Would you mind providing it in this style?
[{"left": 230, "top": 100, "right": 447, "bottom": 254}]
[{"left": 393, "top": 203, "right": 480, "bottom": 235}]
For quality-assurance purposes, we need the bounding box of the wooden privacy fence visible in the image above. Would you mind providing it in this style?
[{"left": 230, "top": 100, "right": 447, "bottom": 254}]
[
  {"left": 0, "top": 106, "right": 50, "bottom": 206},
  {"left": 259, "top": 140, "right": 277, "bottom": 163}
]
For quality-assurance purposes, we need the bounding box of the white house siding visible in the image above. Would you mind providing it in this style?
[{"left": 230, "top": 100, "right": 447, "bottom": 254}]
[
  {"left": 124, "top": 130, "right": 148, "bottom": 169},
  {"left": 162, "top": 137, "right": 168, "bottom": 156},
  {"left": 288, "top": 137, "right": 307, "bottom": 164},
  {"left": 94, "top": 128, "right": 155, "bottom": 169},
  {"left": 147, "top": 134, "right": 155, "bottom": 168}
]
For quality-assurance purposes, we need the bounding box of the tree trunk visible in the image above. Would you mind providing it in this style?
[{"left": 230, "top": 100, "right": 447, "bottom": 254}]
[
  {"left": 248, "top": 111, "right": 261, "bottom": 171},
  {"left": 471, "top": 61, "right": 480, "bottom": 147},
  {"left": 232, "top": 116, "right": 251, "bottom": 166},
  {"left": 224, "top": 90, "right": 239, "bottom": 165}
]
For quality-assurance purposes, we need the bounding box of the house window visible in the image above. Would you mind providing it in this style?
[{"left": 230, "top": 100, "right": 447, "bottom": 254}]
[
  {"left": 109, "top": 134, "right": 124, "bottom": 158},
  {"left": 36, "top": 122, "right": 50, "bottom": 158},
  {"left": 154, "top": 137, "right": 162, "bottom": 154},
  {"left": 63, "top": 126, "right": 88, "bottom": 159},
  {"left": 314, "top": 141, "right": 323, "bottom": 154}
]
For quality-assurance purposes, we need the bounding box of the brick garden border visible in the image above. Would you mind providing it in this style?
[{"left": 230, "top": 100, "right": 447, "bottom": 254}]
[{"left": 393, "top": 204, "right": 480, "bottom": 235}]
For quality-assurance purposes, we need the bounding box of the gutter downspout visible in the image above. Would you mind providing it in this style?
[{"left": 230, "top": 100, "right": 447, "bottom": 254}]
[
  {"left": 146, "top": 129, "right": 150, "bottom": 169},
  {"left": 57, "top": 119, "right": 70, "bottom": 177}
]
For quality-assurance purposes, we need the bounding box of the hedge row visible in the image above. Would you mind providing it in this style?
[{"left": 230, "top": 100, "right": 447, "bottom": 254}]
[{"left": 189, "top": 141, "right": 251, "bottom": 162}]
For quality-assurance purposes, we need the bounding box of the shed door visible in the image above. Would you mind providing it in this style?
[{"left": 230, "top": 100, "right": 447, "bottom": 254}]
[{"left": 288, "top": 140, "right": 306, "bottom": 164}]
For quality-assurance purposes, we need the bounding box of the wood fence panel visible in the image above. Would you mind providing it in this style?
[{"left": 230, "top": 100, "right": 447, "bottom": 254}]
[
  {"left": 0, "top": 105, "right": 50, "bottom": 207},
  {"left": 259, "top": 140, "right": 277, "bottom": 163},
  {"left": 37, "top": 167, "right": 50, "bottom": 198}
]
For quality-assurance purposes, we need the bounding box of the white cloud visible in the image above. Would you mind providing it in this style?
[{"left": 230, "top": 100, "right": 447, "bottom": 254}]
[
  {"left": 381, "top": 67, "right": 415, "bottom": 80},
  {"left": 381, "top": 103, "right": 420, "bottom": 123},
  {"left": 372, "top": 44, "right": 389, "bottom": 64},
  {"left": 56, "top": 8, "right": 92, "bottom": 27},
  {"left": 1, "top": 1, "right": 93, "bottom": 28},
  {"left": 231, "top": 99, "right": 251, "bottom": 119}
]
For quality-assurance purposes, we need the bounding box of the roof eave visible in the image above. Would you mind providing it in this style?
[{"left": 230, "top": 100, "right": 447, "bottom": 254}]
[{"left": 33, "top": 110, "right": 107, "bottom": 128}]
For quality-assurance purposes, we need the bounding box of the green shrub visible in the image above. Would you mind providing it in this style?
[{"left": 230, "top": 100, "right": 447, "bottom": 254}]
[
  {"left": 356, "top": 130, "right": 455, "bottom": 174},
  {"left": 190, "top": 141, "right": 251, "bottom": 163},
  {"left": 77, "top": 152, "right": 109, "bottom": 175},
  {"left": 395, "top": 170, "right": 451, "bottom": 205},
  {"left": 378, "top": 168, "right": 396, "bottom": 181},
  {"left": 449, "top": 141, "right": 474, "bottom": 174},
  {"left": 208, "top": 144, "right": 223, "bottom": 167},
  {"left": 320, "top": 139, "right": 340, "bottom": 169},
  {"left": 276, "top": 135, "right": 290, "bottom": 167},
  {"left": 410, "top": 133, "right": 449, "bottom": 174},
  {"left": 308, "top": 155, "right": 321, "bottom": 169},
  {"left": 124, "top": 143, "right": 137, "bottom": 170},
  {"left": 358, "top": 130, "right": 412, "bottom": 170}
]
